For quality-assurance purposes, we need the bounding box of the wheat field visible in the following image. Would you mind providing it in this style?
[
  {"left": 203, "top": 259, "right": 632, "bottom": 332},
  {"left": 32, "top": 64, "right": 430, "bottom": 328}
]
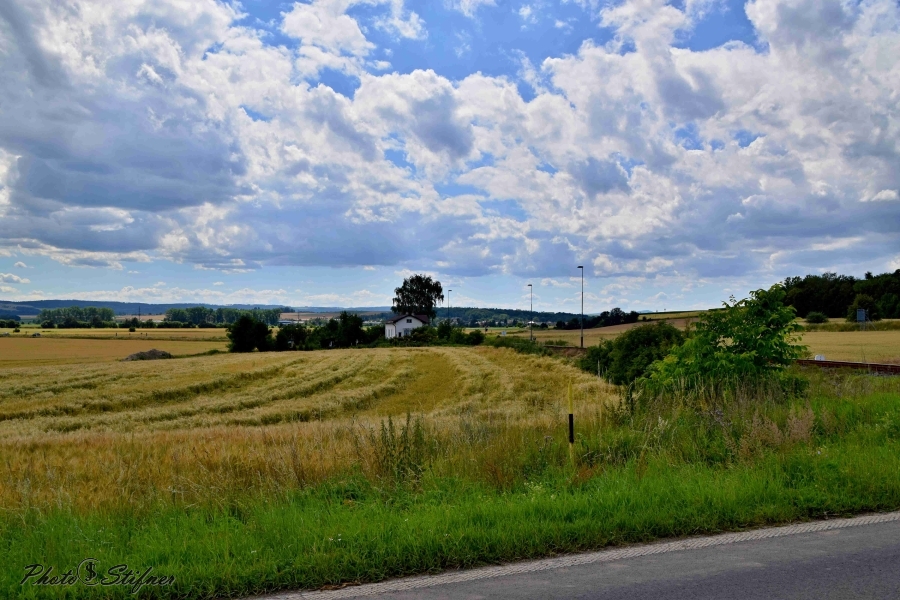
[
  {"left": 0, "top": 347, "right": 612, "bottom": 513},
  {"left": 0, "top": 336, "right": 227, "bottom": 367}
]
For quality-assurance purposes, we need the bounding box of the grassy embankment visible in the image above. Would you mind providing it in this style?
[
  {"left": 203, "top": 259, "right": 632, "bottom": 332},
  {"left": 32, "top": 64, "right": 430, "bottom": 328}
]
[{"left": 2, "top": 344, "right": 900, "bottom": 598}]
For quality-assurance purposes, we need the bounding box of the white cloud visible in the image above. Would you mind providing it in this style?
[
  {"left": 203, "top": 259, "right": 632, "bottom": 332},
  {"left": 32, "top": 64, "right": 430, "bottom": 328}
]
[
  {"left": 213, "top": 281, "right": 224, "bottom": 286},
  {"left": 868, "top": 189, "right": 899, "bottom": 202},
  {"left": 0, "top": 273, "right": 30, "bottom": 284},
  {"left": 519, "top": 5, "right": 537, "bottom": 25},
  {"left": 13, "top": 261, "right": 27, "bottom": 268},
  {"left": 450, "top": 0, "right": 496, "bottom": 18},
  {"left": 0, "top": 286, "right": 16, "bottom": 294},
  {"left": 281, "top": 0, "right": 424, "bottom": 77},
  {"left": 540, "top": 278, "right": 573, "bottom": 288}
]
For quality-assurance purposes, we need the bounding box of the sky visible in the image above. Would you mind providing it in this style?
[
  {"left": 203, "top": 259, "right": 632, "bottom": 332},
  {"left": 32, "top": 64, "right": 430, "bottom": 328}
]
[{"left": 0, "top": 0, "right": 899, "bottom": 313}]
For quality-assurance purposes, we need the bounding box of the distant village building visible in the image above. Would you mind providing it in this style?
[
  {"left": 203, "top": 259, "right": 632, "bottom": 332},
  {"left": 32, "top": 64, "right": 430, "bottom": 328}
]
[{"left": 385, "top": 314, "right": 430, "bottom": 339}]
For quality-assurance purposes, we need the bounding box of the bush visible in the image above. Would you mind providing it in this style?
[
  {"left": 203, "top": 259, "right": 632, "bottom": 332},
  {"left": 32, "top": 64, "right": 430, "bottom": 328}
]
[
  {"left": 129, "top": 326, "right": 136, "bottom": 332},
  {"left": 465, "top": 330, "right": 485, "bottom": 345},
  {"left": 227, "top": 315, "right": 273, "bottom": 352},
  {"left": 579, "top": 322, "right": 684, "bottom": 384},
  {"left": 649, "top": 285, "right": 806, "bottom": 388},
  {"left": 436, "top": 321, "right": 452, "bottom": 340},
  {"left": 804, "top": 311, "right": 829, "bottom": 324}
]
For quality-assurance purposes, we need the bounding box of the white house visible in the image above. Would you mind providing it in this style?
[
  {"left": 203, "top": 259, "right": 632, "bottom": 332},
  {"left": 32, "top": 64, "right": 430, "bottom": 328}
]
[{"left": 385, "top": 314, "right": 430, "bottom": 339}]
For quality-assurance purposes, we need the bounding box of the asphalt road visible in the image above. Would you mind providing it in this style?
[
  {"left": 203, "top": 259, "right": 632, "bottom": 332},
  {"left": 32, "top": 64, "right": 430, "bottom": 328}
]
[{"left": 278, "top": 514, "right": 900, "bottom": 600}]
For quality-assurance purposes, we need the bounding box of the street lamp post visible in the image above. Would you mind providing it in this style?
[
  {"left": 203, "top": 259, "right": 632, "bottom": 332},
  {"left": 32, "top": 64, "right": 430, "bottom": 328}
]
[
  {"left": 577, "top": 266, "right": 584, "bottom": 348},
  {"left": 527, "top": 283, "right": 533, "bottom": 342}
]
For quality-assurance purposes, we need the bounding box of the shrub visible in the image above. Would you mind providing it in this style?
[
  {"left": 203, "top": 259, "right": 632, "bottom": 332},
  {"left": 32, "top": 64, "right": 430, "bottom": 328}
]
[
  {"left": 465, "top": 330, "right": 485, "bottom": 345},
  {"left": 128, "top": 326, "right": 136, "bottom": 332},
  {"left": 227, "top": 315, "right": 273, "bottom": 352},
  {"left": 649, "top": 285, "right": 806, "bottom": 388},
  {"left": 436, "top": 320, "right": 452, "bottom": 340},
  {"left": 579, "top": 322, "right": 684, "bottom": 385},
  {"left": 804, "top": 311, "right": 828, "bottom": 324},
  {"left": 407, "top": 326, "right": 437, "bottom": 344}
]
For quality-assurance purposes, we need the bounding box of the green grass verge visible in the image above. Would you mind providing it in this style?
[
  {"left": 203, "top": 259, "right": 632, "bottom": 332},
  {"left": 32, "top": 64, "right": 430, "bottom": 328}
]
[{"left": 5, "top": 441, "right": 900, "bottom": 598}]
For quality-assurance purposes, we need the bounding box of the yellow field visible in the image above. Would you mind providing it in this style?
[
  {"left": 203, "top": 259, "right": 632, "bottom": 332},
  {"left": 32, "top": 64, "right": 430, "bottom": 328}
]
[
  {"left": 0, "top": 336, "right": 226, "bottom": 367},
  {"left": 799, "top": 331, "right": 900, "bottom": 363},
  {"left": 0, "top": 347, "right": 611, "bottom": 512}
]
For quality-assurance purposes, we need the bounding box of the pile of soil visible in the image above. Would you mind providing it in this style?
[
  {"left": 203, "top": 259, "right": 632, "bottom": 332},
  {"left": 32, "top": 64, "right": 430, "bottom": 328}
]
[{"left": 123, "top": 349, "right": 173, "bottom": 361}]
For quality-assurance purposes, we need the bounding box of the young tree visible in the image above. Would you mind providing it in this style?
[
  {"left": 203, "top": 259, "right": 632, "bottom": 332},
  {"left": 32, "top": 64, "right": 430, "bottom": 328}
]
[
  {"left": 391, "top": 274, "right": 444, "bottom": 320},
  {"left": 650, "top": 285, "right": 806, "bottom": 385}
]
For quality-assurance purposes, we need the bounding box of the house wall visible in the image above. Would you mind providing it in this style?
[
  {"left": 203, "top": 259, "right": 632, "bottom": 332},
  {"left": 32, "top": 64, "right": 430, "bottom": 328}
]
[{"left": 384, "top": 317, "right": 424, "bottom": 338}]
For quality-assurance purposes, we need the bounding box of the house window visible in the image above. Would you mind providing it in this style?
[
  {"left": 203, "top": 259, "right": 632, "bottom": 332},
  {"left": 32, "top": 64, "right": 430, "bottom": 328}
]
[{"left": 406, "top": 318, "right": 412, "bottom": 323}]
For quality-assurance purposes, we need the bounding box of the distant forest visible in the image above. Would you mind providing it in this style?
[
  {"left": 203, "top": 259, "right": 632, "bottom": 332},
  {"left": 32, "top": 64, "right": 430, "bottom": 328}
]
[{"left": 783, "top": 270, "right": 900, "bottom": 320}]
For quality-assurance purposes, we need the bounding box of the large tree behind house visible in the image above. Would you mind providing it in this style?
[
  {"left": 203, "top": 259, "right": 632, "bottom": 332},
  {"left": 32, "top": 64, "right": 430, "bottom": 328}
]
[{"left": 392, "top": 274, "right": 444, "bottom": 320}]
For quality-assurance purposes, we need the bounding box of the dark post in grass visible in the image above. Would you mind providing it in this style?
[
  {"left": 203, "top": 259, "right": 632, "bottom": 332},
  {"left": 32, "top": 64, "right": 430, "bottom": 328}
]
[
  {"left": 568, "top": 381, "right": 575, "bottom": 466},
  {"left": 578, "top": 265, "right": 584, "bottom": 348}
]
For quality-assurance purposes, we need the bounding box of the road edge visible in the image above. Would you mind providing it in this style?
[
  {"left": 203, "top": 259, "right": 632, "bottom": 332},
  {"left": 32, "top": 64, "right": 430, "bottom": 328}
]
[{"left": 248, "top": 511, "right": 900, "bottom": 600}]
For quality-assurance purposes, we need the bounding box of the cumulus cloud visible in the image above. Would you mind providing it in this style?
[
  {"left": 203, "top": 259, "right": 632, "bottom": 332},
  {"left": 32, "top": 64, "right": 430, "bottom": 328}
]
[
  {"left": 13, "top": 261, "right": 26, "bottom": 268},
  {"left": 0, "top": 0, "right": 898, "bottom": 296},
  {"left": 0, "top": 273, "right": 30, "bottom": 284},
  {"left": 283, "top": 0, "right": 424, "bottom": 77}
]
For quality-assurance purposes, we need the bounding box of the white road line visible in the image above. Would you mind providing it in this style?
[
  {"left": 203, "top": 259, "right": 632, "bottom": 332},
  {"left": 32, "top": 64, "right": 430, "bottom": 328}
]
[{"left": 250, "top": 511, "right": 900, "bottom": 600}]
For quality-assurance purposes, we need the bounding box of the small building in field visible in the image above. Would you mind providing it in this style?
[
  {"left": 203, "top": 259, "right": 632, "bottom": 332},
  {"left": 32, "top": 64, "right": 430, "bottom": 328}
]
[{"left": 385, "top": 314, "right": 430, "bottom": 339}]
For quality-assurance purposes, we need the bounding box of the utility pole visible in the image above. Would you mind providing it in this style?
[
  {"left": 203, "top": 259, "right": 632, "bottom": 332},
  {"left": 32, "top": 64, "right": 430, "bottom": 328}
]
[
  {"left": 578, "top": 265, "right": 584, "bottom": 348},
  {"left": 528, "top": 283, "right": 533, "bottom": 342}
]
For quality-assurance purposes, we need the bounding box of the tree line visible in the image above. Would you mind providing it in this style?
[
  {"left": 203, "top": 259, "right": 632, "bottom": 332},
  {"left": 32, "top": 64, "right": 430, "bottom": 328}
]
[
  {"left": 37, "top": 306, "right": 117, "bottom": 328},
  {"left": 228, "top": 312, "right": 384, "bottom": 352},
  {"left": 164, "top": 306, "right": 285, "bottom": 326},
  {"left": 554, "top": 307, "right": 641, "bottom": 330},
  {"left": 783, "top": 270, "right": 900, "bottom": 320}
]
